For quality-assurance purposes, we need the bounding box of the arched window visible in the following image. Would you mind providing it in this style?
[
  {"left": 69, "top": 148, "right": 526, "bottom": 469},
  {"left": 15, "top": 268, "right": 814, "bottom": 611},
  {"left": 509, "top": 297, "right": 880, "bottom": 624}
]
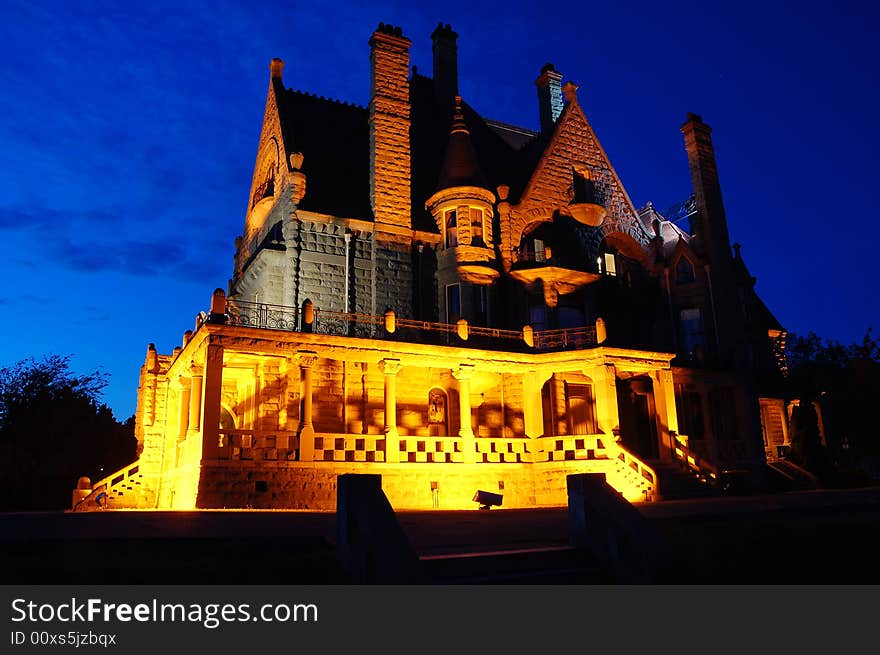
[
  {"left": 445, "top": 209, "right": 458, "bottom": 247},
  {"left": 675, "top": 256, "right": 695, "bottom": 284},
  {"left": 428, "top": 388, "right": 448, "bottom": 436},
  {"left": 219, "top": 407, "right": 237, "bottom": 430}
]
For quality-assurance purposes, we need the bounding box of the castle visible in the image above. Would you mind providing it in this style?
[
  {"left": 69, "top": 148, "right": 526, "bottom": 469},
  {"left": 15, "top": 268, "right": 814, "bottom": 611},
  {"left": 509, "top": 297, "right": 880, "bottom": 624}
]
[{"left": 75, "top": 22, "right": 792, "bottom": 511}]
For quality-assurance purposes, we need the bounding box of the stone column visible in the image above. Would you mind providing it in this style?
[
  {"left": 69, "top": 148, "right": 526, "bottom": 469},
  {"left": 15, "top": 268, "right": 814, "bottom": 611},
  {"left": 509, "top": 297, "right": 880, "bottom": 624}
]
[
  {"left": 177, "top": 378, "right": 191, "bottom": 440},
  {"left": 521, "top": 370, "right": 552, "bottom": 439},
  {"left": 649, "top": 369, "right": 678, "bottom": 460},
  {"left": 453, "top": 364, "right": 476, "bottom": 463},
  {"left": 188, "top": 373, "right": 203, "bottom": 434},
  {"left": 296, "top": 351, "right": 318, "bottom": 461},
  {"left": 200, "top": 343, "right": 223, "bottom": 460},
  {"left": 379, "top": 359, "right": 402, "bottom": 463},
  {"left": 591, "top": 362, "right": 620, "bottom": 441}
]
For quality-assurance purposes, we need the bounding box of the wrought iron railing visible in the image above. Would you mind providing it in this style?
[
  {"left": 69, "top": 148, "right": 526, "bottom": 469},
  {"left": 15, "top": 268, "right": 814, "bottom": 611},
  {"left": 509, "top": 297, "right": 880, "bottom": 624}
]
[
  {"left": 220, "top": 299, "right": 596, "bottom": 352},
  {"left": 533, "top": 326, "right": 596, "bottom": 351}
]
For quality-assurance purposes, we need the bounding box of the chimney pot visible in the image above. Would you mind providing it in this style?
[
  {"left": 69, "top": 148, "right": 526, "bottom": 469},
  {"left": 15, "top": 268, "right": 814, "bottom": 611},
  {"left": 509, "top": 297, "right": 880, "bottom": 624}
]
[
  {"left": 535, "top": 63, "right": 564, "bottom": 132},
  {"left": 269, "top": 58, "right": 284, "bottom": 79},
  {"left": 431, "top": 22, "right": 459, "bottom": 103}
]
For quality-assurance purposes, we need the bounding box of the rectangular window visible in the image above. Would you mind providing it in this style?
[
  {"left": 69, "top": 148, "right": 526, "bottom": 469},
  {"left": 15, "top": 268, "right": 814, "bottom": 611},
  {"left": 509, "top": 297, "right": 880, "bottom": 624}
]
[
  {"left": 534, "top": 239, "right": 546, "bottom": 263},
  {"left": 680, "top": 308, "right": 704, "bottom": 359},
  {"left": 472, "top": 285, "right": 489, "bottom": 326},
  {"left": 445, "top": 210, "right": 458, "bottom": 248},
  {"left": 446, "top": 284, "right": 461, "bottom": 323},
  {"left": 471, "top": 208, "right": 484, "bottom": 244},
  {"left": 529, "top": 304, "right": 547, "bottom": 331},
  {"left": 566, "top": 383, "right": 597, "bottom": 435},
  {"left": 603, "top": 252, "right": 617, "bottom": 276}
]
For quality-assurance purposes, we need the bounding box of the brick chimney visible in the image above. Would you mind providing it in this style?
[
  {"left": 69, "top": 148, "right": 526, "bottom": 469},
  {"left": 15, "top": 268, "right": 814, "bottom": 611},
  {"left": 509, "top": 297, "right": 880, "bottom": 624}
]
[
  {"left": 269, "top": 58, "right": 284, "bottom": 79},
  {"left": 680, "top": 113, "right": 732, "bottom": 266},
  {"left": 431, "top": 23, "right": 458, "bottom": 104},
  {"left": 535, "top": 63, "right": 564, "bottom": 133},
  {"left": 369, "top": 23, "right": 412, "bottom": 229},
  {"left": 681, "top": 113, "right": 746, "bottom": 365}
]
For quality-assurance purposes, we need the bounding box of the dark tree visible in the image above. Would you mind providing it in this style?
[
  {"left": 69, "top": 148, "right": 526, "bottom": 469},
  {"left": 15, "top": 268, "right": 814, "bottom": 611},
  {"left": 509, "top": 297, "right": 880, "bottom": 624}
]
[
  {"left": 0, "top": 355, "right": 137, "bottom": 511},
  {"left": 786, "top": 329, "right": 880, "bottom": 483}
]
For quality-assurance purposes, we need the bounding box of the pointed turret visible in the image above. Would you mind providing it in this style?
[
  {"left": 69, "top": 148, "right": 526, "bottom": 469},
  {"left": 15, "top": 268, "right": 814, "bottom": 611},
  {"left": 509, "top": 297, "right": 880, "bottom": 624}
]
[
  {"left": 436, "top": 96, "right": 488, "bottom": 192},
  {"left": 426, "top": 96, "right": 499, "bottom": 324}
]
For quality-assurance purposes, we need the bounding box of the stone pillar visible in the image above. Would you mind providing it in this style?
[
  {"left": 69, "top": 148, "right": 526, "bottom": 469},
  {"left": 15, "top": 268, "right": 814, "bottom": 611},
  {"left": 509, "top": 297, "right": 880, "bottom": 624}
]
[
  {"left": 188, "top": 373, "right": 203, "bottom": 434},
  {"left": 177, "top": 378, "right": 191, "bottom": 440},
  {"left": 453, "top": 365, "right": 476, "bottom": 463},
  {"left": 297, "top": 351, "right": 318, "bottom": 461},
  {"left": 591, "top": 363, "right": 620, "bottom": 440},
  {"left": 200, "top": 343, "right": 223, "bottom": 460},
  {"left": 650, "top": 369, "right": 679, "bottom": 459},
  {"left": 379, "top": 359, "right": 402, "bottom": 463},
  {"left": 522, "top": 370, "right": 552, "bottom": 439}
]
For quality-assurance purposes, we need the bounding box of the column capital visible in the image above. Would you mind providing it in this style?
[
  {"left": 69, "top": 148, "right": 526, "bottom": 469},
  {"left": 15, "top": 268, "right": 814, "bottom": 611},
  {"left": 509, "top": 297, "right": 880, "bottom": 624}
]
[
  {"left": 295, "top": 350, "right": 318, "bottom": 368},
  {"left": 379, "top": 358, "right": 402, "bottom": 376},
  {"left": 452, "top": 363, "right": 475, "bottom": 381}
]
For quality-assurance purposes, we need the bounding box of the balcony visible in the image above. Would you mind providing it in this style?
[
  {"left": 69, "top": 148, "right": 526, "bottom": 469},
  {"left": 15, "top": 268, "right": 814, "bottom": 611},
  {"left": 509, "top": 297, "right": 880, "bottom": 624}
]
[
  {"left": 509, "top": 247, "right": 600, "bottom": 305},
  {"left": 212, "top": 300, "right": 597, "bottom": 353}
]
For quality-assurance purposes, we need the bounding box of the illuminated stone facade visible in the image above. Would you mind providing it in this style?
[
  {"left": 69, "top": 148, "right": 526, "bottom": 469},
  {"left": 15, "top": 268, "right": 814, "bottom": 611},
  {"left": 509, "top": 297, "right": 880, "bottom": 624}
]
[{"left": 82, "top": 22, "right": 791, "bottom": 511}]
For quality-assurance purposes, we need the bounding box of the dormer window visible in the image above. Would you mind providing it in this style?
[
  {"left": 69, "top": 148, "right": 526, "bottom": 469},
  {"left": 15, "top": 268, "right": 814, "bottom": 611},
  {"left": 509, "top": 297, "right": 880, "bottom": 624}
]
[
  {"left": 445, "top": 209, "right": 458, "bottom": 247},
  {"left": 572, "top": 168, "right": 597, "bottom": 204}
]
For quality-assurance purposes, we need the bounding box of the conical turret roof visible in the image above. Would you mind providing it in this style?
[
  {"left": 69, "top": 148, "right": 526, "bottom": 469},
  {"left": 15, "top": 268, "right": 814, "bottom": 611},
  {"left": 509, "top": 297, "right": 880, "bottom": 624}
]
[{"left": 436, "top": 96, "right": 489, "bottom": 191}]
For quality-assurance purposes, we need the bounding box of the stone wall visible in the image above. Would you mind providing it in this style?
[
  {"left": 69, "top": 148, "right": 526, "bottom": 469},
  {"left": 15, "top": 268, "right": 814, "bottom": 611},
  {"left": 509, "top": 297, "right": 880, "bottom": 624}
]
[
  {"left": 196, "top": 457, "right": 627, "bottom": 510},
  {"left": 373, "top": 232, "right": 414, "bottom": 317}
]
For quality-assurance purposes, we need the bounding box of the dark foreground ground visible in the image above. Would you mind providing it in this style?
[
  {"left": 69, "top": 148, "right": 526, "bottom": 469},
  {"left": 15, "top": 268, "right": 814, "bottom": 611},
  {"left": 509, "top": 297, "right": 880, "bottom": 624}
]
[{"left": 2, "top": 487, "right": 879, "bottom": 584}]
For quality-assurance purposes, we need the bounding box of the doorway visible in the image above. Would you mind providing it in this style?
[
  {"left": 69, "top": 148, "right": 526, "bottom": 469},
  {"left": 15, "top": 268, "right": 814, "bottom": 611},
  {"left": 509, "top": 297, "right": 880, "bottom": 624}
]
[{"left": 616, "top": 376, "right": 659, "bottom": 459}]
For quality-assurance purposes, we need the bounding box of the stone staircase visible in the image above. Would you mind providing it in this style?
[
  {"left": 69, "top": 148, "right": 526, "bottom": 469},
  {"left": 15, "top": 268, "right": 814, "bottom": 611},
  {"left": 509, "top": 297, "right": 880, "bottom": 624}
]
[
  {"left": 649, "top": 459, "right": 718, "bottom": 500},
  {"left": 766, "top": 459, "right": 821, "bottom": 491},
  {"left": 71, "top": 461, "right": 145, "bottom": 511}
]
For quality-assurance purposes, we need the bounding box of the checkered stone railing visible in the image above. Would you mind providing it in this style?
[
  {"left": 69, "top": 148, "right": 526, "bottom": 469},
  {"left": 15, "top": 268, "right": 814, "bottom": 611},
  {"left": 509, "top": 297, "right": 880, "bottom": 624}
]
[
  {"left": 218, "top": 430, "right": 299, "bottom": 461},
  {"left": 475, "top": 437, "right": 531, "bottom": 464},
  {"left": 398, "top": 436, "right": 464, "bottom": 463},
  {"left": 313, "top": 434, "right": 386, "bottom": 462},
  {"left": 532, "top": 434, "right": 611, "bottom": 462}
]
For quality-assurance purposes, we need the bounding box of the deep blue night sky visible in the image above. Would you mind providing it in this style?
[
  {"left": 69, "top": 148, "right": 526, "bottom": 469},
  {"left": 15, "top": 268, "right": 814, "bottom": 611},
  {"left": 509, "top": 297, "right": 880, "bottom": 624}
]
[{"left": 1, "top": 0, "right": 877, "bottom": 420}]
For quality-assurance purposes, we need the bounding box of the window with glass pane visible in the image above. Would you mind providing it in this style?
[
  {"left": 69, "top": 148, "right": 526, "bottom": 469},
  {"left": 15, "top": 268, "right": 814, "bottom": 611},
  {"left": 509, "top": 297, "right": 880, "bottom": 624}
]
[
  {"left": 680, "top": 308, "right": 704, "bottom": 358},
  {"left": 471, "top": 208, "right": 484, "bottom": 244},
  {"left": 445, "top": 210, "right": 458, "bottom": 247}
]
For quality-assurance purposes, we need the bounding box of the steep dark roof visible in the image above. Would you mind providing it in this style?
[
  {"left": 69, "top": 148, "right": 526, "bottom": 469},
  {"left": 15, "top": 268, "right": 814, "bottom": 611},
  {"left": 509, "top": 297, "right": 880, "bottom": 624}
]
[
  {"left": 275, "top": 83, "right": 372, "bottom": 219},
  {"left": 273, "top": 72, "right": 547, "bottom": 230}
]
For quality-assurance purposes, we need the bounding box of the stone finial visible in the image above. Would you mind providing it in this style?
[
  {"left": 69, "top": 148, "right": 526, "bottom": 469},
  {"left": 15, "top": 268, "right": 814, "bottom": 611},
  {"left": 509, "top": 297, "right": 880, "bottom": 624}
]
[
  {"left": 270, "top": 58, "right": 284, "bottom": 79},
  {"left": 563, "top": 81, "right": 579, "bottom": 104},
  {"left": 384, "top": 309, "right": 396, "bottom": 334},
  {"left": 210, "top": 288, "right": 227, "bottom": 315},
  {"left": 596, "top": 317, "right": 607, "bottom": 344}
]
